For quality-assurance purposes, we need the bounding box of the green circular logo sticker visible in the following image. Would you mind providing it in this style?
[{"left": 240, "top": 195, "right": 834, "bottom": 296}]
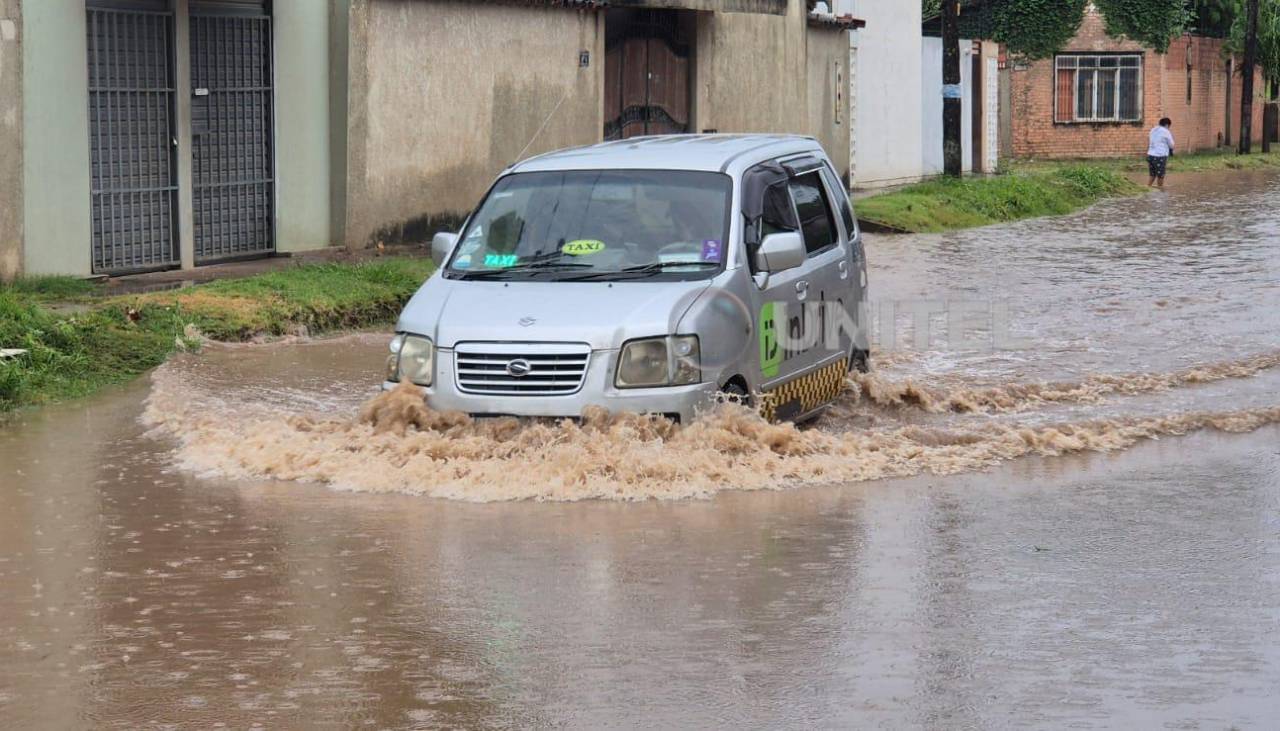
[{"left": 562, "top": 239, "right": 606, "bottom": 256}]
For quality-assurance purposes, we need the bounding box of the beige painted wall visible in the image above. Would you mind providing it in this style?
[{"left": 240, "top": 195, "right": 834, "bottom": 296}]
[
  {"left": 344, "top": 0, "right": 605, "bottom": 249},
  {"left": 805, "top": 27, "right": 851, "bottom": 181},
  {"left": 22, "top": 0, "right": 92, "bottom": 276},
  {"left": 0, "top": 0, "right": 21, "bottom": 281},
  {"left": 694, "top": 3, "right": 807, "bottom": 137},
  {"left": 693, "top": 5, "right": 851, "bottom": 179}
]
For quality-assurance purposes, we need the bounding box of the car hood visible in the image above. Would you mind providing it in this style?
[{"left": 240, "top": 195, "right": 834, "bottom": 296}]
[{"left": 396, "top": 276, "right": 715, "bottom": 350}]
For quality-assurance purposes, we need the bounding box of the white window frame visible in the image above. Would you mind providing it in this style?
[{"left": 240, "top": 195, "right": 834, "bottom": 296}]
[{"left": 1054, "top": 54, "right": 1144, "bottom": 123}]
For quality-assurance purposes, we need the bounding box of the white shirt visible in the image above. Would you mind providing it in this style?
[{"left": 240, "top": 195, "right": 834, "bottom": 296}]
[{"left": 1148, "top": 126, "right": 1174, "bottom": 157}]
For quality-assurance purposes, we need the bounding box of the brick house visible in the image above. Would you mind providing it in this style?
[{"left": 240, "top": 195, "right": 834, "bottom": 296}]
[{"left": 1007, "top": 7, "right": 1265, "bottom": 159}]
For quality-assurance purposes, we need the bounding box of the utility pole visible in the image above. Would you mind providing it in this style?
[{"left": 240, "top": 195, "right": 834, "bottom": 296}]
[
  {"left": 942, "top": 0, "right": 962, "bottom": 176},
  {"left": 1239, "top": 0, "right": 1259, "bottom": 154}
]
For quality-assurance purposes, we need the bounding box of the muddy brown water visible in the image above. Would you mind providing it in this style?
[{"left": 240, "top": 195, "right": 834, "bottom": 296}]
[{"left": 3, "top": 171, "right": 1280, "bottom": 728}]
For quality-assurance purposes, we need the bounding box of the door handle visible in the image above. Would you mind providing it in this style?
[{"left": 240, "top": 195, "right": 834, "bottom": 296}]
[
  {"left": 795, "top": 280, "right": 809, "bottom": 300},
  {"left": 838, "top": 260, "right": 849, "bottom": 279}
]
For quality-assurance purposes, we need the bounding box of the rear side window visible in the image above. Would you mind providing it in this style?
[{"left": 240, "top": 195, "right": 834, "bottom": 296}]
[{"left": 788, "top": 173, "right": 837, "bottom": 255}]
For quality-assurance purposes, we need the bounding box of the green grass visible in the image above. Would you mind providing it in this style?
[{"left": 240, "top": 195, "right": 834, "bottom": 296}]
[
  {"left": 2, "top": 275, "right": 99, "bottom": 301},
  {"left": 1012, "top": 149, "right": 1280, "bottom": 176},
  {"left": 857, "top": 165, "right": 1142, "bottom": 233},
  {"left": 0, "top": 257, "right": 435, "bottom": 412}
]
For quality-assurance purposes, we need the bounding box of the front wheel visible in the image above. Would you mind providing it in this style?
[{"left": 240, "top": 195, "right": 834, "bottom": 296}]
[
  {"left": 720, "top": 381, "right": 752, "bottom": 408},
  {"left": 849, "top": 348, "right": 871, "bottom": 373}
]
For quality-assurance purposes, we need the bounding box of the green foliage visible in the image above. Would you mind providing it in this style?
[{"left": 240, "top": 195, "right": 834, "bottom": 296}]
[
  {"left": 981, "top": 0, "right": 1090, "bottom": 59},
  {"left": 1228, "top": 0, "right": 1280, "bottom": 78},
  {"left": 1094, "top": 0, "right": 1194, "bottom": 52},
  {"left": 0, "top": 257, "right": 435, "bottom": 412},
  {"left": 927, "top": 0, "right": 1220, "bottom": 58},
  {"left": 856, "top": 165, "right": 1141, "bottom": 233},
  {"left": 1193, "top": 0, "right": 1237, "bottom": 36}
]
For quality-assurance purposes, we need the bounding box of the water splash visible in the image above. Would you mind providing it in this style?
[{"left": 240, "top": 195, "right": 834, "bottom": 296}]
[{"left": 142, "top": 351, "right": 1280, "bottom": 502}]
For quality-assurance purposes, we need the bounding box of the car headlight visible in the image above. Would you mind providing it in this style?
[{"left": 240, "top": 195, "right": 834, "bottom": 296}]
[
  {"left": 387, "top": 334, "right": 434, "bottom": 386},
  {"left": 615, "top": 335, "right": 700, "bottom": 388}
]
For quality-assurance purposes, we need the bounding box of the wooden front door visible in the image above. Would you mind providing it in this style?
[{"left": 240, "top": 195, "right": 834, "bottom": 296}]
[{"left": 604, "top": 9, "right": 691, "bottom": 140}]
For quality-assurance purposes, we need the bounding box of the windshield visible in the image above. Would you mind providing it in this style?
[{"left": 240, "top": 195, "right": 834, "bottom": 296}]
[{"left": 445, "top": 170, "right": 733, "bottom": 281}]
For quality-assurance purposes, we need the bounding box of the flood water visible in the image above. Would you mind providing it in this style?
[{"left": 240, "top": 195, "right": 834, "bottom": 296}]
[{"left": 3, "top": 171, "right": 1280, "bottom": 728}]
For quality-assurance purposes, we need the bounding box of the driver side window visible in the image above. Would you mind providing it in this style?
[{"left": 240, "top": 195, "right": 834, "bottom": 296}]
[
  {"left": 761, "top": 182, "right": 798, "bottom": 239},
  {"left": 787, "top": 173, "right": 838, "bottom": 256}
]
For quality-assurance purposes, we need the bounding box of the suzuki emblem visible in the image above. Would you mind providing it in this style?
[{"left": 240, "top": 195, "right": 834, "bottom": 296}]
[
  {"left": 518, "top": 316, "right": 537, "bottom": 327},
  {"left": 505, "top": 359, "right": 533, "bottom": 378}
]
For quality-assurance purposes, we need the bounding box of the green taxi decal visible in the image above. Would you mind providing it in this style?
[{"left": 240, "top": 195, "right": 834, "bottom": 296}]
[
  {"left": 562, "top": 239, "right": 606, "bottom": 256},
  {"left": 483, "top": 253, "right": 519, "bottom": 268},
  {"left": 760, "top": 302, "right": 782, "bottom": 378}
]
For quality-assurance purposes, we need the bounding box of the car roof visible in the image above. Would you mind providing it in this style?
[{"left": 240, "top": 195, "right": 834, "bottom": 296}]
[{"left": 508, "top": 134, "right": 824, "bottom": 175}]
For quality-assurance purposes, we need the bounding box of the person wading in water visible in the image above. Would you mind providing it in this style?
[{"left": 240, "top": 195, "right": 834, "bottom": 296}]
[{"left": 1147, "top": 118, "right": 1175, "bottom": 189}]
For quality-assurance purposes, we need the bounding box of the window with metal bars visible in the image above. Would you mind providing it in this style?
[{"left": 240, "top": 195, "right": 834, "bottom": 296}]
[{"left": 1054, "top": 54, "right": 1143, "bottom": 123}]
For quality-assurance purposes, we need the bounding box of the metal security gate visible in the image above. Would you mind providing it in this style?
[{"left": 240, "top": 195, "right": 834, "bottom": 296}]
[
  {"left": 189, "top": 1, "right": 274, "bottom": 263},
  {"left": 86, "top": 2, "right": 179, "bottom": 274}
]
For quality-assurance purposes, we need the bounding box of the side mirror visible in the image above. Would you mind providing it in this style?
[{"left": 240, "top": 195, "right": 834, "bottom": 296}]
[
  {"left": 430, "top": 232, "right": 459, "bottom": 268},
  {"left": 755, "top": 232, "right": 806, "bottom": 274}
]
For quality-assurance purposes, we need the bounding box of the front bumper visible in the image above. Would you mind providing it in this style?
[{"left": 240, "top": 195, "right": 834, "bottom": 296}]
[{"left": 382, "top": 349, "right": 720, "bottom": 423}]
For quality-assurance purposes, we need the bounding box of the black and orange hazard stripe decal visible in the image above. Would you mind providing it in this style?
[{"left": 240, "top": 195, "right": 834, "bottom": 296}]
[{"left": 759, "top": 358, "right": 847, "bottom": 422}]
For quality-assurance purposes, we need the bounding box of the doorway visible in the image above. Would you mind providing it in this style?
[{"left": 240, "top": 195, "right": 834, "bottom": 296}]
[
  {"left": 86, "top": 0, "right": 179, "bottom": 274},
  {"left": 603, "top": 9, "right": 694, "bottom": 140},
  {"left": 189, "top": 0, "right": 275, "bottom": 263}
]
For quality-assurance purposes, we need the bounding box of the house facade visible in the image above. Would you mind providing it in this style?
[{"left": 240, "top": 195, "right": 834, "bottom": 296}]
[
  {"left": 834, "top": 0, "right": 999, "bottom": 189},
  {"left": 0, "top": 0, "right": 860, "bottom": 280},
  {"left": 1007, "top": 7, "right": 1265, "bottom": 159}
]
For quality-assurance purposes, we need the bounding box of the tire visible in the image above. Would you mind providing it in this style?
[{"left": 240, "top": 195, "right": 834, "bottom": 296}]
[
  {"left": 721, "top": 381, "right": 752, "bottom": 408},
  {"left": 849, "top": 347, "right": 871, "bottom": 374}
]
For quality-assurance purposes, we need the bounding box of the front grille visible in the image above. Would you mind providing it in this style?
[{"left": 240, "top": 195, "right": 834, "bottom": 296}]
[{"left": 454, "top": 342, "right": 591, "bottom": 396}]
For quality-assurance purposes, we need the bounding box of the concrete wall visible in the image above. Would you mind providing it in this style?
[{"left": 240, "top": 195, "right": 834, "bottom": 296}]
[
  {"left": 693, "top": 4, "right": 807, "bottom": 140},
  {"left": 0, "top": 0, "right": 21, "bottom": 281},
  {"left": 344, "top": 0, "right": 605, "bottom": 250},
  {"left": 273, "top": 1, "right": 333, "bottom": 252},
  {"left": 842, "top": 0, "right": 924, "bottom": 188},
  {"left": 692, "top": 4, "right": 851, "bottom": 179},
  {"left": 22, "top": 0, "right": 92, "bottom": 276},
  {"left": 805, "top": 26, "right": 851, "bottom": 182}
]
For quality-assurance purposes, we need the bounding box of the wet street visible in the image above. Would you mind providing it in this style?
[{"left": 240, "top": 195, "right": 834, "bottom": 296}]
[{"left": 3, "top": 171, "right": 1280, "bottom": 728}]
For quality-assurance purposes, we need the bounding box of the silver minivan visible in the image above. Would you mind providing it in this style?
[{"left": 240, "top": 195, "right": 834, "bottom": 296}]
[{"left": 386, "top": 134, "right": 870, "bottom": 423}]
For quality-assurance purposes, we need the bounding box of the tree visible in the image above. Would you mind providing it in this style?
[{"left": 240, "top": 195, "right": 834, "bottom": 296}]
[
  {"left": 1228, "top": 0, "right": 1280, "bottom": 90},
  {"left": 1192, "top": 0, "right": 1237, "bottom": 36}
]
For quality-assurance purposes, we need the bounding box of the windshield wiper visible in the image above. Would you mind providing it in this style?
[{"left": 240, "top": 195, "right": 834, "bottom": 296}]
[
  {"left": 558, "top": 261, "right": 720, "bottom": 282},
  {"left": 456, "top": 258, "right": 593, "bottom": 280},
  {"left": 620, "top": 261, "right": 720, "bottom": 274}
]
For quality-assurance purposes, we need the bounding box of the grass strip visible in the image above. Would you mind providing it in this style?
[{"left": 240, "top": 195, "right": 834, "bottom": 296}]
[
  {"left": 857, "top": 165, "right": 1143, "bottom": 234},
  {"left": 0, "top": 257, "right": 435, "bottom": 412}
]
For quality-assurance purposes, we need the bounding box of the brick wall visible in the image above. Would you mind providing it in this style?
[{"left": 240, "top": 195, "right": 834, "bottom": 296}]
[{"left": 1009, "top": 9, "right": 1265, "bottom": 159}]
